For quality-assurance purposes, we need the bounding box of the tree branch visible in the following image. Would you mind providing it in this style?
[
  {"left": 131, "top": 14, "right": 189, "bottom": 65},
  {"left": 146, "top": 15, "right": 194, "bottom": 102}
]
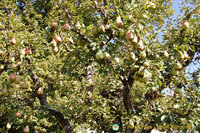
[{"left": 28, "top": 69, "right": 73, "bottom": 132}]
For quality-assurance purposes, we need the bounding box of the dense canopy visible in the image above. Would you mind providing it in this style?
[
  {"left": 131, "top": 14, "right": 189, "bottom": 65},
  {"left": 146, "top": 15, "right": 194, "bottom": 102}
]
[{"left": 0, "top": 0, "right": 200, "bottom": 132}]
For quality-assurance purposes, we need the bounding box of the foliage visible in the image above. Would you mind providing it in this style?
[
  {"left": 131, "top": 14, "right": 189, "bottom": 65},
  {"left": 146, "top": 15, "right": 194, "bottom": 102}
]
[{"left": 0, "top": 0, "right": 200, "bottom": 132}]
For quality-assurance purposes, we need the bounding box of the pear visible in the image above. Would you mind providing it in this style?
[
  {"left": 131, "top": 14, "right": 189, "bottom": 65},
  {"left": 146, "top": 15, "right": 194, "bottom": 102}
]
[
  {"left": 130, "top": 35, "right": 138, "bottom": 45},
  {"left": 136, "top": 39, "right": 144, "bottom": 51},
  {"left": 183, "top": 51, "right": 189, "bottom": 60},
  {"left": 0, "top": 65, "right": 4, "bottom": 70},
  {"left": 164, "top": 50, "right": 169, "bottom": 58},
  {"left": 96, "top": 50, "right": 104, "bottom": 60},
  {"left": 62, "top": 23, "right": 71, "bottom": 31},
  {"left": 1, "top": 88, "right": 7, "bottom": 96},
  {"left": 136, "top": 40, "right": 144, "bottom": 51},
  {"left": 54, "top": 34, "right": 62, "bottom": 43},
  {"left": 175, "top": 62, "right": 182, "bottom": 70},
  {"left": 126, "top": 30, "right": 134, "bottom": 41},
  {"left": 182, "top": 20, "right": 189, "bottom": 29},
  {"left": 51, "top": 22, "right": 58, "bottom": 30},
  {"left": 104, "top": 52, "right": 111, "bottom": 60},
  {"left": 139, "top": 51, "right": 146, "bottom": 59},
  {"left": 8, "top": 73, "right": 20, "bottom": 83},
  {"left": 129, "top": 52, "right": 136, "bottom": 61},
  {"left": 25, "top": 48, "right": 32, "bottom": 55},
  {"left": 143, "top": 61, "right": 150, "bottom": 68},
  {"left": 66, "top": 73, "right": 72, "bottom": 81},
  {"left": 10, "top": 38, "right": 16, "bottom": 45},
  {"left": 16, "top": 110, "right": 23, "bottom": 118},
  {"left": 23, "top": 125, "right": 30, "bottom": 133},
  {"left": 6, "top": 122, "right": 11, "bottom": 130},
  {"left": 115, "top": 16, "right": 123, "bottom": 28},
  {"left": 75, "top": 22, "right": 81, "bottom": 30},
  {"left": 19, "top": 49, "right": 26, "bottom": 55},
  {"left": 97, "top": 25, "right": 105, "bottom": 33},
  {"left": 148, "top": 1, "right": 156, "bottom": 9},
  {"left": 68, "top": 38, "right": 74, "bottom": 44},
  {"left": 50, "top": 39, "right": 57, "bottom": 47},
  {"left": 142, "top": 69, "right": 152, "bottom": 83},
  {"left": 52, "top": 46, "right": 58, "bottom": 53},
  {"left": 37, "top": 87, "right": 43, "bottom": 95}
]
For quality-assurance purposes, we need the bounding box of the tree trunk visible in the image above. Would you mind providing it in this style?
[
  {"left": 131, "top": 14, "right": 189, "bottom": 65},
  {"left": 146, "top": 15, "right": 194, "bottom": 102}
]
[{"left": 122, "top": 79, "right": 136, "bottom": 132}]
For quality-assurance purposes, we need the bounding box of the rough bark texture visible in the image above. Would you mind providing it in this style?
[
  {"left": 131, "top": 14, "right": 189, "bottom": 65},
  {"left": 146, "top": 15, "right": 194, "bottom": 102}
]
[{"left": 122, "top": 76, "right": 136, "bottom": 133}]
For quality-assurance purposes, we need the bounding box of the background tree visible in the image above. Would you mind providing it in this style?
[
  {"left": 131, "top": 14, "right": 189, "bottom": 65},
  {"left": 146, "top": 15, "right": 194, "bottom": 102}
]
[{"left": 0, "top": 0, "right": 200, "bottom": 132}]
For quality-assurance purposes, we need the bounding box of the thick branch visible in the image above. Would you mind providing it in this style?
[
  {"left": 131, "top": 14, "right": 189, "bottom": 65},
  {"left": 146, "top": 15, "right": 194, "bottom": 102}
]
[{"left": 28, "top": 69, "right": 73, "bottom": 132}]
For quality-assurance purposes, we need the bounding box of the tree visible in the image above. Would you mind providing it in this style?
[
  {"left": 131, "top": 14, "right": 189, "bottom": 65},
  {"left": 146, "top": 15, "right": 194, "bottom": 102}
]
[{"left": 0, "top": 0, "right": 200, "bottom": 132}]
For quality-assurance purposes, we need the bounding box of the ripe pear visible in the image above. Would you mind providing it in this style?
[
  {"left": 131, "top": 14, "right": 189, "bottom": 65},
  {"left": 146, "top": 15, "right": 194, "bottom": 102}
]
[
  {"left": 8, "top": 73, "right": 20, "bottom": 83},
  {"left": 54, "top": 34, "right": 62, "bottom": 43},
  {"left": 19, "top": 49, "right": 26, "bottom": 56},
  {"left": 51, "top": 22, "right": 58, "bottom": 30},
  {"left": 50, "top": 39, "right": 57, "bottom": 47},
  {"left": 97, "top": 25, "right": 105, "bottom": 33},
  {"left": 25, "top": 48, "right": 32, "bottom": 55},
  {"left": 10, "top": 38, "right": 16, "bottom": 45},
  {"left": 175, "top": 62, "right": 182, "bottom": 70},
  {"left": 23, "top": 125, "right": 30, "bottom": 133},
  {"left": 52, "top": 46, "right": 58, "bottom": 53},
  {"left": 37, "top": 87, "right": 43, "bottom": 95},
  {"left": 16, "top": 110, "right": 23, "bottom": 118},
  {"left": 143, "top": 61, "right": 150, "bottom": 68},
  {"left": 68, "top": 38, "right": 74, "bottom": 44},
  {"left": 148, "top": 1, "right": 156, "bottom": 8},
  {"left": 129, "top": 52, "right": 136, "bottom": 61},
  {"left": 183, "top": 51, "right": 189, "bottom": 60},
  {"left": 139, "top": 51, "right": 146, "bottom": 59},
  {"left": 6, "top": 122, "right": 11, "bottom": 130},
  {"left": 136, "top": 40, "right": 144, "bottom": 51},
  {"left": 142, "top": 69, "right": 152, "bottom": 83},
  {"left": 182, "top": 20, "right": 189, "bottom": 29},
  {"left": 62, "top": 23, "right": 71, "bottom": 31},
  {"left": 164, "top": 50, "right": 169, "bottom": 58},
  {"left": 126, "top": 30, "right": 134, "bottom": 41},
  {"left": 1, "top": 88, "right": 7, "bottom": 96},
  {"left": 115, "top": 16, "right": 123, "bottom": 28},
  {"left": 75, "top": 22, "right": 81, "bottom": 30},
  {"left": 58, "top": 80, "right": 63, "bottom": 86},
  {"left": 130, "top": 35, "right": 138, "bottom": 45}
]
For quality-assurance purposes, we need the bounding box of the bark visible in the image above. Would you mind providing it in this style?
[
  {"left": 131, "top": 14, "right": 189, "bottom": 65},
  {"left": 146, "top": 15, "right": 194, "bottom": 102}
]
[
  {"left": 125, "top": 128, "right": 135, "bottom": 133},
  {"left": 122, "top": 76, "right": 136, "bottom": 133},
  {"left": 28, "top": 69, "right": 73, "bottom": 133},
  {"left": 123, "top": 82, "right": 135, "bottom": 115}
]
